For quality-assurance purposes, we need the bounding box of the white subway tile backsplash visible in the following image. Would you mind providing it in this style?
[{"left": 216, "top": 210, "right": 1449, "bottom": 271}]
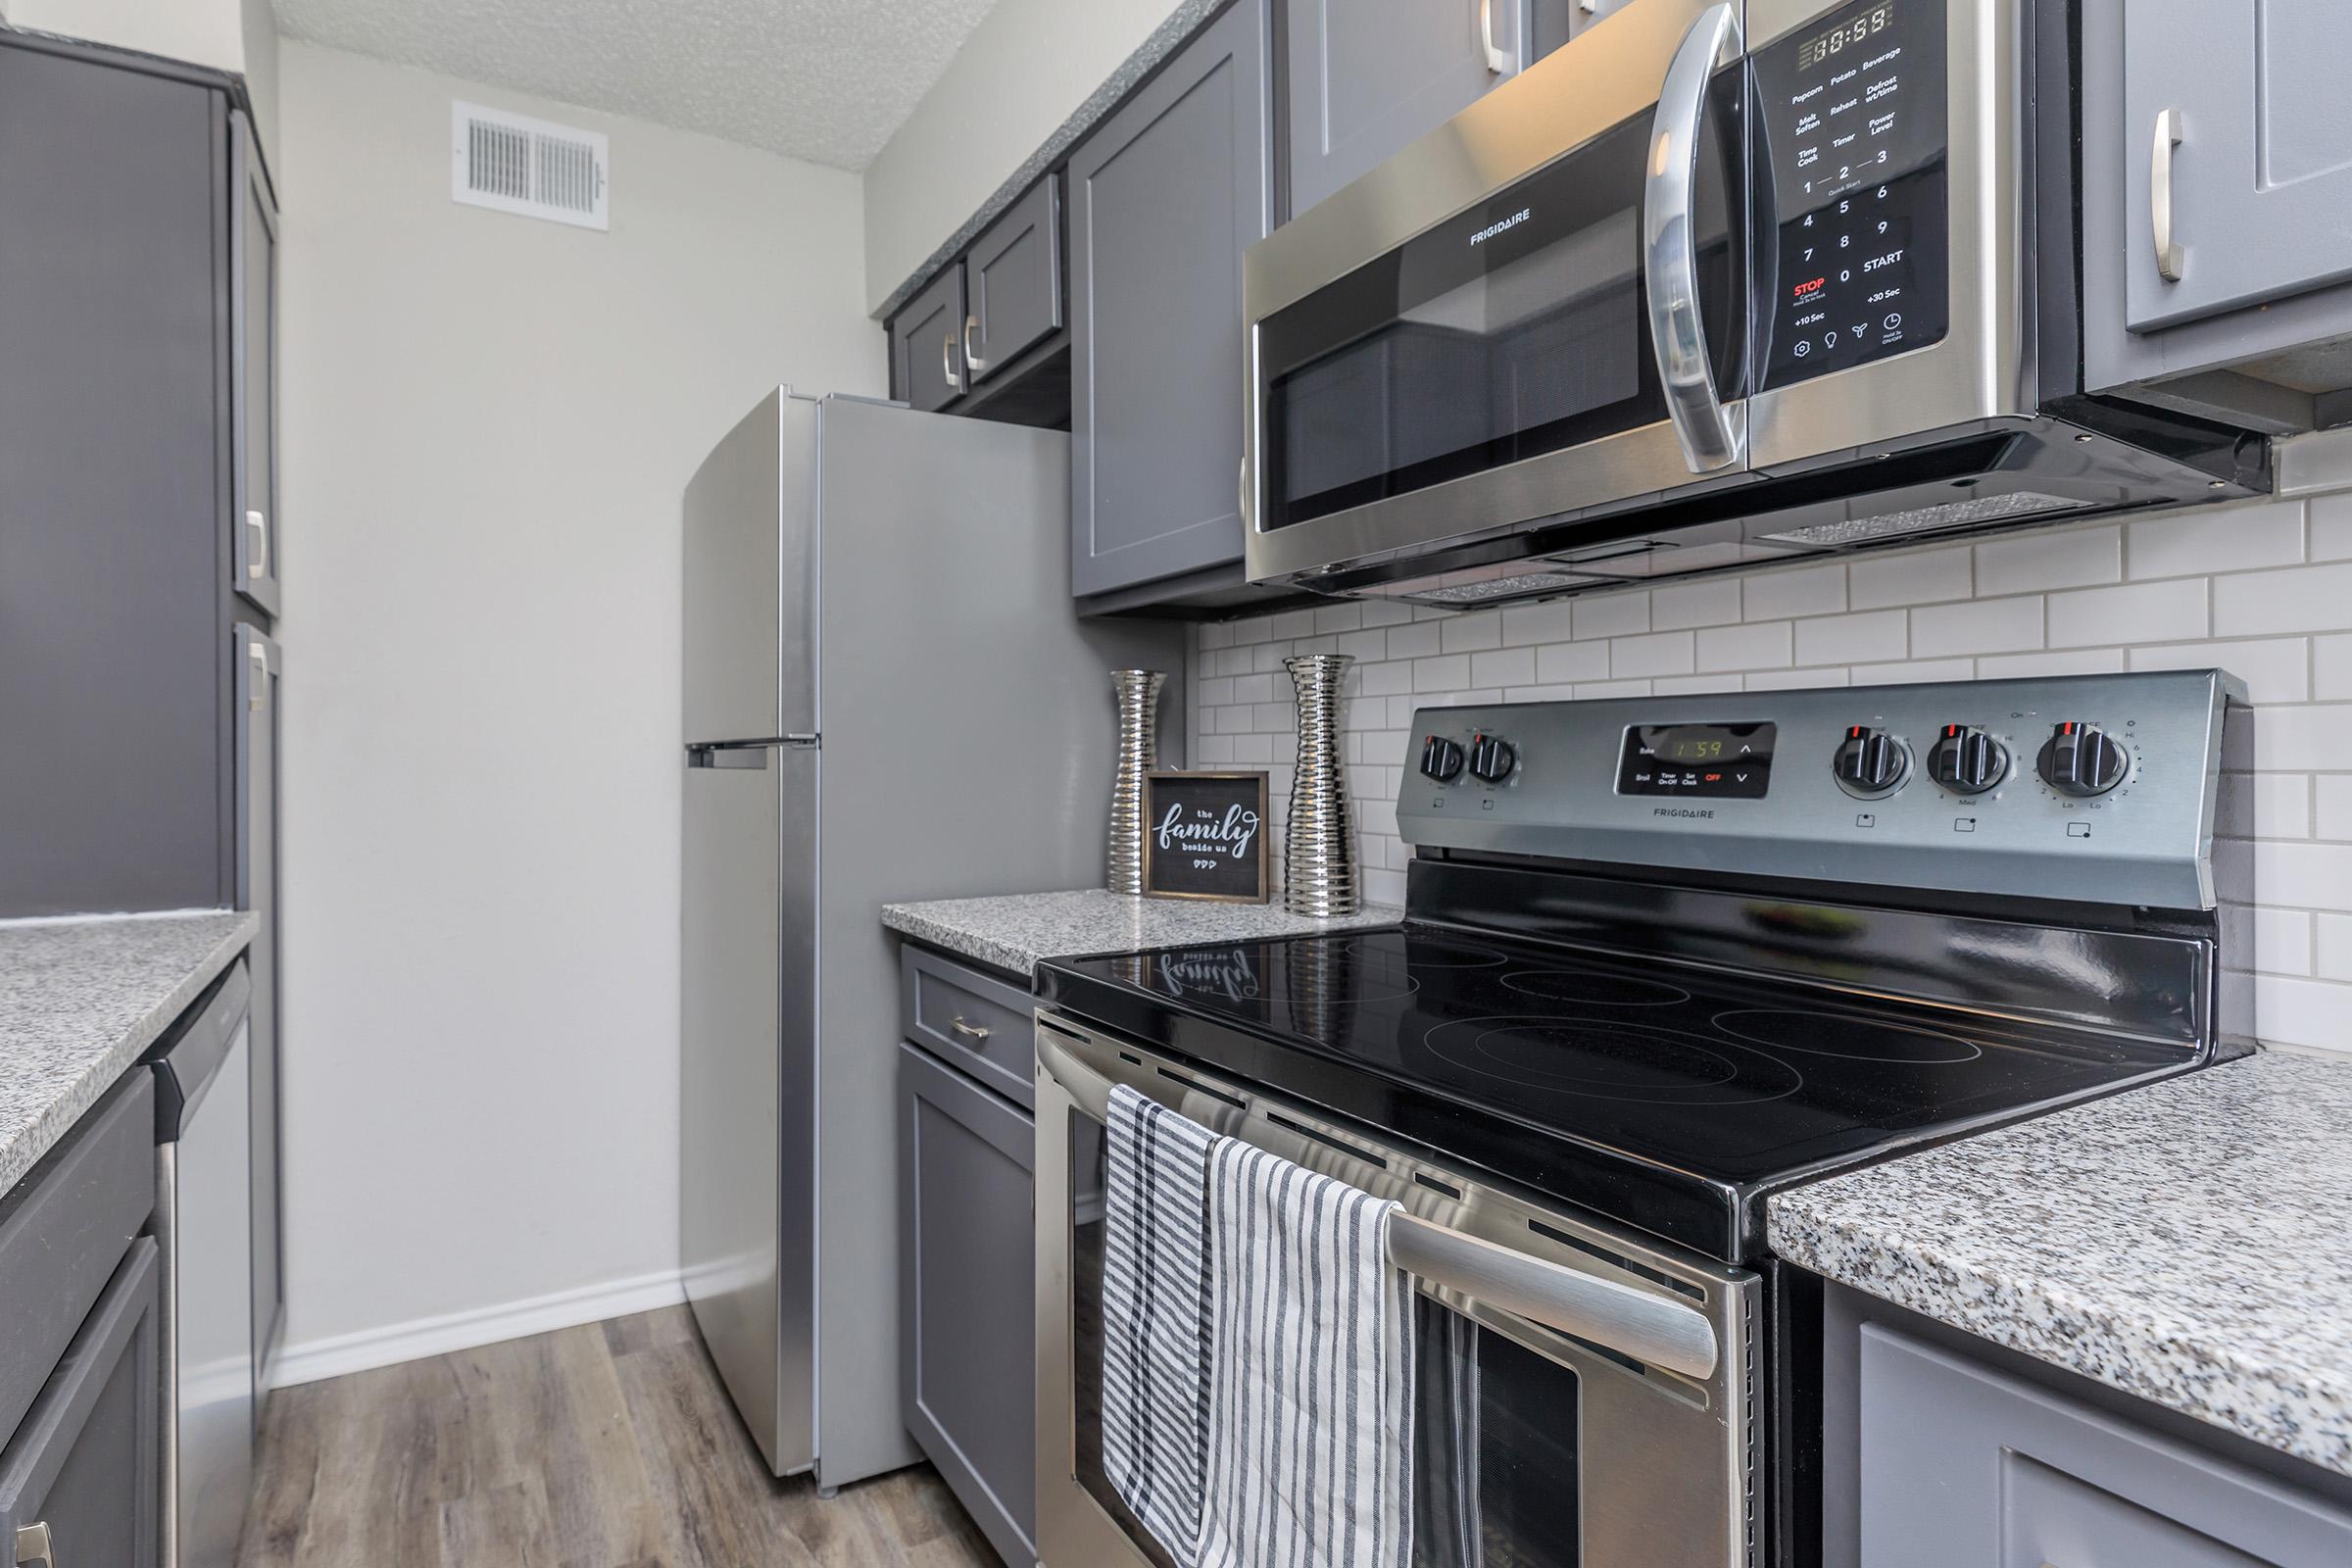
[
  {"left": 2320, "top": 914, "right": 2352, "bottom": 981},
  {"left": 1576, "top": 678, "right": 1652, "bottom": 699},
  {"left": 2250, "top": 706, "right": 2352, "bottom": 772},
  {"left": 1697, "top": 620, "right": 1793, "bottom": 671},
  {"left": 1270, "top": 609, "right": 1316, "bottom": 640},
  {"left": 1572, "top": 592, "right": 1649, "bottom": 640},
  {"left": 1746, "top": 667, "right": 1851, "bottom": 690},
  {"left": 1911, "top": 595, "right": 2043, "bottom": 657},
  {"left": 1387, "top": 621, "right": 1443, "bottom": 660},
  {"left": 1336, "top": 628, "right": 1391, "bottom": 662},
  {"left": 2249, "top": 840, "right": 2352, "bottom": 911},
  {"left": 1849, "top": 544, "right": 1973, "bottom": 609},
  {"left": 1976, "top": 525, "right": 2122, "bottom": 596},
  {"left": 2308, "top": 492, "right": 2352, "bottom": 561},
  {"left": 1312, "top": 602, "right": 1363, "bottom": 633},
  {"left": 1849, "top": 658, "right": 1979, "bottom": 685},
  {"left": 1361, "top": 660, "right": 1413, "bottom": 697},
  {"left": 1441, "top": 613, "right": 1503, "bottom": 654},
  {"left": 1654, "top": 675, "right": 1737, "bottom": 696},
  {"left": 1794, "top": 610, "right": 1907, "bottom": 666},
  {"left": 1471, "top": 646, "right": 1538, "bottom": 688},
  {"left": 1231, "top": 672, "right": 1274, "bottom": 705},
  {"left": 2130, "top": 638, "right": 2309, "bottom": 705},
  {"left": 1743, "top": 563, "right": 1847, "bottom": 620},
  {"left": 1610, "top": 630, "right": 1696, "bottom": 678},
  {"left": 2318, "top": 776, "right": 2352, "bottom": 842},
  {"left": 1501, "top": 599, "right": 1576, "bottom": 645},
  {"left": 1651, "top": 578, "right": 1743, "bottom": 630},
  {"left": 1535, "top": 640, "right": 1611, "bottom": 684},
  {"left": 2047, "top": 578, "right": 2207, "bottom": 648},
  {"left": 2129, "top": 500, "right": 2304, "bottom": 579},
  {"left": 2214, "top": 561, "right": 2352, "bottom": 636},
  {"left": 1414, "top": 654, "right": 1471, "bottom": 691},
  {"left": 2317, "top": 634, "right": 2352, "bottom": 701},
  {"left": 2249, "top": 974, "right": 2352, "bottom": 1052},
  {"left": 1974, "top": 648, "right": 2127, "bottom": 678},
  {"left": 2254, "top": 907, "right": 2315, "bottom": 975}
]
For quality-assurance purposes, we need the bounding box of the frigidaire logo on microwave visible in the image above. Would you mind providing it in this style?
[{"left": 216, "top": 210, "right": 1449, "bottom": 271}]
[{"left": 1470, "top": 209, "right": 1531, "bottom": 245}]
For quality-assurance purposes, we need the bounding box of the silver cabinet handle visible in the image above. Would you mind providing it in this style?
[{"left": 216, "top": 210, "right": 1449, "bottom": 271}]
[
  {"left": 1479, "top": 0, "right": 1509, "bottom": 74},
  {"left": 246, "top": 509, "right": 269, "bottom": 580},
  {"left": 962, "top": 314, "right": 987, "bottom": 375},
  {"left": 249, "top": 640, "right": 270, "bottom": 711},
  {"left": 1642, "top": 2, "right": 1741, "bottom": 473},
  {"left": 1238, "top": 458, "right": 1249, "bottom": 525},
  {"left": 1035, "top": 1032, "right": 1720, "bottom": 1380},
  {"left": 15, "top": 1522, "right": 53, "bottom": 1568},
  {"left": 2152, "top": 107, "right": 2184, "bottom": 282},
  {"left": 950, "top": 1016, "right": 992, "bottom": 1041},
  {"left": 941, "top": 333, "right": 963, "bottom": 395}
]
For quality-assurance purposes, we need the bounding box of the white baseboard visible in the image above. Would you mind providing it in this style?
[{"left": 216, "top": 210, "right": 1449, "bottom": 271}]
[{"left": 269, "top": 1267, "right": 688, "bottom": 1389}]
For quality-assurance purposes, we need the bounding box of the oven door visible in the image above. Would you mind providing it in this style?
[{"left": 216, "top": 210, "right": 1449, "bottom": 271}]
[
  {"left": 1035, "top": 1013, "right": 1761, "bottom": 1568},
  {"left": 1244, "top": 0, "right": 1756, "bottom": 589}
]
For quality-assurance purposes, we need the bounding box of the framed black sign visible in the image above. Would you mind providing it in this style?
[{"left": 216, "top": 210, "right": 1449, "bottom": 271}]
[{"left": 1142, "top": 771, "right": 1271, "bottom": 904}]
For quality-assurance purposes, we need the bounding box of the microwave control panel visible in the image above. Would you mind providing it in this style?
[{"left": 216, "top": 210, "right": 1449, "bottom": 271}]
[{"left": 1752, "top": 0, "right": 1950, "bottom": 390}]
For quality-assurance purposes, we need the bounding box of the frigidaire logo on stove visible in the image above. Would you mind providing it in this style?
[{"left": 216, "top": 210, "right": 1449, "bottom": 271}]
[
  {"left": 1470, "top": 209, "right": 1531, "bottom": 245},
  {"left": 1653, "top": 807, "right": 1716, "bottom": 820}
]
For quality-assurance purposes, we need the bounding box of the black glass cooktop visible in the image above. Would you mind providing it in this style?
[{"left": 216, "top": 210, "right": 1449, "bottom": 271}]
[{"left": 1036, "top": 923, "right": 2199, "bottom": 1261}]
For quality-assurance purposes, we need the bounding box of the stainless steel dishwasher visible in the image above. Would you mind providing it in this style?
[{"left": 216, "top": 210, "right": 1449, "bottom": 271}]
[{"left": 147, "top": 959, "right": 255, "bottom": 1568}]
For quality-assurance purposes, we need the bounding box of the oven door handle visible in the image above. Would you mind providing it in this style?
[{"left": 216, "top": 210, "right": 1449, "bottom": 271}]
[
  {"left": 1642, "top": 1, "right": 1741, "bottom": 474},
  {"left": 1037, "top": 1033, "right": 1720, "bottom": 1381}
]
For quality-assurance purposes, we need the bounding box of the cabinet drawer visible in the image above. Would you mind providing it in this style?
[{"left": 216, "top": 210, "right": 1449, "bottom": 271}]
[
  {"left": 890, "top": 265, "right": 969, "bottom": 413},
  {"left": 0, "top": 1073, "right": 156, "bottom": 1454},
  {"left": 900, "top": 945, "right": 1035, "bottom": 1109},
  {"left": 0, "top": 1238, "right": 163, "bottom": 1568},
  {"left": 966, "top": 173, "right": 1062, "bottom": 381}
]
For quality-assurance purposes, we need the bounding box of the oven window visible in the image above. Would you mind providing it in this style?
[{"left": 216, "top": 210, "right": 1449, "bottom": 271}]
[
  {"left": 1256, "top": 77, "right": 1744, "bottom": 533},
  {"left": 1070, "top": 1110, "right": 1585, "bottom": 1565}
]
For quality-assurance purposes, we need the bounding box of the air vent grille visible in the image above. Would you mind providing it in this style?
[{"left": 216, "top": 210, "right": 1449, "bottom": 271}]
[{"left": 452, "top": 102, "right": 608, "bottom": 230}]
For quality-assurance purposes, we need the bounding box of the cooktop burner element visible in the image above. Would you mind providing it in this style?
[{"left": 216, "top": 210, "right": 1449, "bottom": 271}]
[
  {"left": 1421, "top": 1014, "right": 1805, "bottom": 1104},
  {"left": 1499, "top": 970, "right": 1691, "bottom": 1007},
  {"left": 1714, "top": 1008, "right": 1985, "bottom": 1064}
]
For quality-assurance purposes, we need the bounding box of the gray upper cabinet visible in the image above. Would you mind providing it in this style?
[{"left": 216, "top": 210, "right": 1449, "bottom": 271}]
[
  {"left": 235, "top": 627, "right": 285, "bottom": 1399},
  {"left": 2123, "top": 1, "right": 2352, "bottom": 333},
  {"left": 230, "top": 111, "right": 280, "bottom": 619},
  {"left": 1286, "top": 0, "right": 1523, "bottom": 218},
  {"left": 1069, "top": 0, "right": 1272, "bottom": 601},
  {"left": 965, "top": 174, "right": 1064, "bottom": 383},
  {"left": 890, "top": 264, "right": 969, "bottom": 414}
]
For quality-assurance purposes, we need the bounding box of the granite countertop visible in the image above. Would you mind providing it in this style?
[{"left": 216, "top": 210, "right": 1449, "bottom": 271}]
[
  {"left": 0, "top": 910, "right": 256, "bottom": 1194},
  {"left": 882, "top": 888, "right": 1402, "bottom": 977},
  {"left": 1768, "top": 1049, "right": 2352, "bottom": 1477}
]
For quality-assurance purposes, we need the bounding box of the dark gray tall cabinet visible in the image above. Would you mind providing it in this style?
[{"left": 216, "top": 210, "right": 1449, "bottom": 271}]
[
  {"left": 1067, "top": 0, "right": 1272, "bottom": 603},
  {"left": 0, "top": 31, "right": 284, "bottom": 1399}
]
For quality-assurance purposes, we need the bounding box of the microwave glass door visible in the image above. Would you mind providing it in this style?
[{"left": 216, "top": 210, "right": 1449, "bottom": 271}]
[
  {"left": 1254, "top": 74, "right": 1746, "bottom": 536},
  {"left": 1066, "top": 1110, "right": 1590, "bottom": 1567}
]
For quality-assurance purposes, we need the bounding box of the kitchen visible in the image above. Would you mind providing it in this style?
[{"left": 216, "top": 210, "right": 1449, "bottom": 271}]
[{"left": 1, "top": 0, "right": 2349, "bottom": 1564}]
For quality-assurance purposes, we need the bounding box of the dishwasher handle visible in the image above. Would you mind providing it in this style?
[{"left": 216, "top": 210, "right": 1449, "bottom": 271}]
[{"left": 146, "top": 959, "right": 252, "bottom": 1142}]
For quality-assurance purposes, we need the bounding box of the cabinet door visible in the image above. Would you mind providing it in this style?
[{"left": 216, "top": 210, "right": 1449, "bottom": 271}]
[
  {"left": 1069, "top": 0, "right": 1271, "bottom": 599},
  {"left": 0, "top": 42, "right": 227, "bottom": 916},
  {"left": 967, "top": 175, "right": 1064, "bottom": 383},
  {"left": 0, "top": 1241, "right": 164, "bottom": 1568},
  {"left": 234, "top": 626, "right": 284, "bottom": 1400},
  {"left": 2125, "top": 1, "right": 2352, "bottom": 331},
  {"left": 890, "top": 265, "right": 969, "bottom": 413},
  {"left": 1286, "top": 0, "right": 1524, "bottom": 218},
  {"left": 1858, "top": 1325, "right": 2352, "bottom": 1567},
  {"left": 898, "top": 1044, "right": 1035, "bottom": 1567},
  {"left": 230, "top": 111, "right": 280, "bottom": 618}
]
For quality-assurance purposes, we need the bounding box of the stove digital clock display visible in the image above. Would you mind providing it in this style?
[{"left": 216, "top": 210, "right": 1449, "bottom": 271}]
[{"left": 1618, "top": 723, "right": 1777, "bottom": 800}]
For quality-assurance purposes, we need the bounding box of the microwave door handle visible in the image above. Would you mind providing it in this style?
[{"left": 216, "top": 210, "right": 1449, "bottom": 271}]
[
  {"left": 1643, "top": 1, "right": 1741, "bottom": 473},
  {"left": 1035, "top": 1031, "right": 1720, "bottom": 1381}
]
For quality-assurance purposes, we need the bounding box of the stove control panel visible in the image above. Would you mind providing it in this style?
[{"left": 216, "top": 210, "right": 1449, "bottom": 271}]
[{"left": 1398, "top": 671, "right": 2246, "bottom": 910}]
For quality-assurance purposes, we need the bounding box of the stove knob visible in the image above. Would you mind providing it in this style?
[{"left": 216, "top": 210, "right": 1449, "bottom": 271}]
[
  {"left": 1832, "top": 725, "right": 1909, "bottom": 797},
  {"left": 1420, "top": 734, "right": 1466, "bottom": 783},
  {"left": 2037, "top": 721, "right": 2130, "bottom": 797},
  {"left": 1927, "top": 724, "right": 2008, "bottom": 795},
  {"left": 1468, "top": 733, "right": 1518, "bottom": 784}
]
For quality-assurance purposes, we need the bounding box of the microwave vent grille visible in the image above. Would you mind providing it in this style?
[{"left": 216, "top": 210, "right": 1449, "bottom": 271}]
[
  {"left": 452, "top": 102, "right": 609, "bottom": 230},
  {"left": 1403, "top": 571, "right": 1595, "bottom": 606},
  {"left": 1758, "top": 490, "right": 2088, "bottom": 548}
]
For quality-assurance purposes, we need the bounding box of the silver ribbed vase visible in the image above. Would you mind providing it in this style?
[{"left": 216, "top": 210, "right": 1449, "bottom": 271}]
[
  {"left": 1283, "top": 654, "right": 1358, "bottom": 916},
  {"left": 1106, "top": 669, "right": 1165, "bottom": 896}
]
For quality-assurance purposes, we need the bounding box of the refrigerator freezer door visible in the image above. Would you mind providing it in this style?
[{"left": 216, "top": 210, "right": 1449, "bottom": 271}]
[
  {"left": 681, "top": 742, "right": 817, "bottom": 1476},
  {"left": 683, "top": 390, "right": 818, "bottom": 744}
]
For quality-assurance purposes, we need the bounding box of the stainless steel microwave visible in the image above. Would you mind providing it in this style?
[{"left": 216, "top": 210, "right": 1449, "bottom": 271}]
[{"left": 1242, "top": 0, "right": 2271, "bottom": 607}]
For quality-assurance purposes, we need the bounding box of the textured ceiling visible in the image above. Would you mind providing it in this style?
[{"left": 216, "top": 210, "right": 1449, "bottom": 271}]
[{"left": 272, "top": 0, "right": 1002, "bottom": 171}]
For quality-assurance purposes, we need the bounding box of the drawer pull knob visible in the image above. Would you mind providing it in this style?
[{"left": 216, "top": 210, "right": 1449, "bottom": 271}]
[
  {"left": 16, "top": 1522, "right": 54, "bottom": 1567},
  {"left": 950, "top": 1016, "right": 993, "bottom": 1041}
]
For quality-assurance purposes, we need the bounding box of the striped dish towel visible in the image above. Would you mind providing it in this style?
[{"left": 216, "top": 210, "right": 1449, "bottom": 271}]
[
  {"left": 1102, "top": 1084, "right": 1217, "bottom": 1557},
  {"left": 1198, "top": 1140, "right": 1415, "bottom": 1568}
]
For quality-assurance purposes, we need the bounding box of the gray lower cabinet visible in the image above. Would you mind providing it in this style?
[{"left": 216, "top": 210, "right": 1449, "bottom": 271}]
[
  {"left": 1825, "top": 1287, "right": 2352, "bottom": 1567},
  {"left": 965, "top": 176, "right": 1064, "bottom": 384},
  {"left": 898, "top": 1037, "right": 1036, "bottom": 1567},
  {"left": 892, "top": 265, "right": 970, "bottom": 414},
  {"left": 1286, "top": 0, "right": 1574, "bottom": 218},
  {"left": 1068, "top": 0, "right": 1272, "bottom": 602},
  {"left": 0, "top": 1242, "right": 164, "bottom": 1568}
]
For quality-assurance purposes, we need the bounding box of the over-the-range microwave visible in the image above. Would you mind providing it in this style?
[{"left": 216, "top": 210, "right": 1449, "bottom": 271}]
[{"left": 1242, "top": 0, "right": 2272, "bottom": 608}]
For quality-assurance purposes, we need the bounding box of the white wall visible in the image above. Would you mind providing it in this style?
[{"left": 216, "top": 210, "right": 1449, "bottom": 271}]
[
  {"left": 860, "top": 0, "right": 1187, "bottom": 313},
  {"left": 274, "top": 41, "right": 880, "bottom": 1374},
  {"left": 1190, "top": 468, "right": 2352, "bottom": 1057}
]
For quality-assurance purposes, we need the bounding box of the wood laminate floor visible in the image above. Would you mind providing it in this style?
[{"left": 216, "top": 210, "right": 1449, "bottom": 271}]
[{"left": 239, "top": 1305, "right": 999, "bottom": 1568}]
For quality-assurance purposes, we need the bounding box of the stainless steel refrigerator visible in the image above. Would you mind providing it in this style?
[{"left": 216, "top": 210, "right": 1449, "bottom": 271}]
[{"left": 680, "top": 389, "right": 1183, "bottom": 1489}]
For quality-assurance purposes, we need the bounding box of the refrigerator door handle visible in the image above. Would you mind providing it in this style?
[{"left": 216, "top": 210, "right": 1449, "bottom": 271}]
[{"left": 689, "top": 745, "right": 770, "bottom": 770}]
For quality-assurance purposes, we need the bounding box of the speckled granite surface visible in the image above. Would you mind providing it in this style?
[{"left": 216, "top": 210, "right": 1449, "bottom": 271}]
[
  {"left": 1769, "top": 1049, "right": 2352, "bottom": 1476},
  {"left": 0, "top": 910, "right": 255, "bottom": 1194},
  {"left": 883, "top": 888, "right": 1402, "bottom": 977},
  {"left": 873, "top": 0, "right": 1227, "bottom": 320}
]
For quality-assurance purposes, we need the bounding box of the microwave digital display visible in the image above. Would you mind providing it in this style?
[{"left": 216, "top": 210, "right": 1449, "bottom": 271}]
[{"left": 1753, "top": 0, "right": 1949, "bottom": 391}]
